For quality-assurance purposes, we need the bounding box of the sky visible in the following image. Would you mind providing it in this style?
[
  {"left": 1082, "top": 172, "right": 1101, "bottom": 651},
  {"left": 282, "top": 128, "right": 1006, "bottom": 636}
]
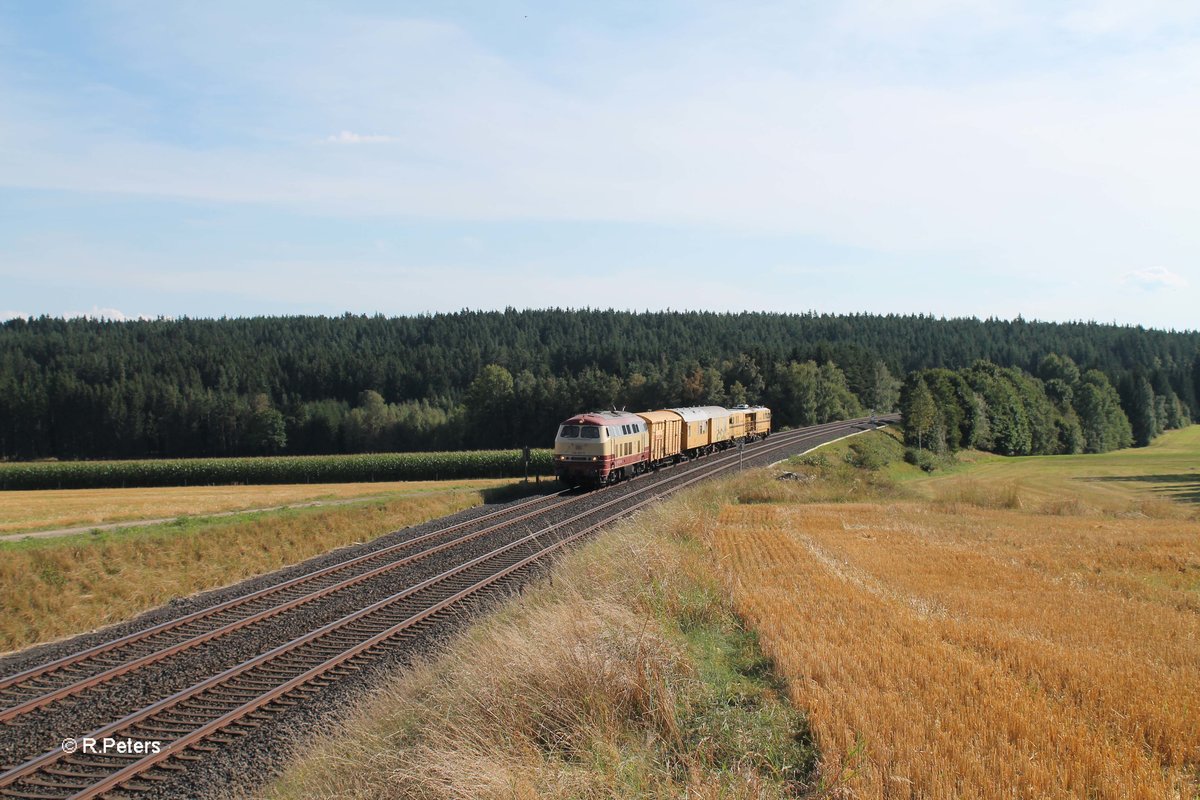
[{"left": 0, "top": 1, "right": 1197, "bottom": 330}]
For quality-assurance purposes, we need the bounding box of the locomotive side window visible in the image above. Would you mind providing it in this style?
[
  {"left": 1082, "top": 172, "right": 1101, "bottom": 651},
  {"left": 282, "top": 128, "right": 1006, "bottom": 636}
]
[
  {"left": 560, "top": 425, "right": 580, "bottom": 438},
  {"left": 581, "top": 426, "right": 601, "bottom": 439}
]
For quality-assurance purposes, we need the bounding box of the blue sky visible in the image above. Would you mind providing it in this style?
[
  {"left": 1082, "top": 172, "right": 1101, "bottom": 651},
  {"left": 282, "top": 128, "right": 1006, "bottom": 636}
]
[{"left": 1, "top": 1, "right": 1197, "bottom": 329}]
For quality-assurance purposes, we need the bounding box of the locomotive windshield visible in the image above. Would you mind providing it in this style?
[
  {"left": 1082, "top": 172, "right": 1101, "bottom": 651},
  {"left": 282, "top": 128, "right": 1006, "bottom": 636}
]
[
  {"left": 559, "top": 425, "right": 580, "bottom": 438},
  {"left": 580, "top": 426, "right": 601, "bottom": 439}
]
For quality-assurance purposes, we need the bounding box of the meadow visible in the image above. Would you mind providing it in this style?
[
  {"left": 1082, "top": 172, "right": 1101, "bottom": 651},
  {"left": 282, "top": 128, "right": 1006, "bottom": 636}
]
[{"left": 910, "top": 423, "right": 1200, "bottom": 513}]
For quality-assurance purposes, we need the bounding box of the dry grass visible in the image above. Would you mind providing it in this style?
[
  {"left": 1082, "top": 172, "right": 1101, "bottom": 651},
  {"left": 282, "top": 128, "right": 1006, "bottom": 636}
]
[
  {"left": 264, "top": 492, "right": 815, "bottom": 800},
  {"left": 0, "top": 478, "right": 517, "bottom": 534},
  {"left": 0, "top": 491, "right": 493, "bottom": 653},
  {"left": 710, "top": 435, "right": 1200, "bottom": 798}
]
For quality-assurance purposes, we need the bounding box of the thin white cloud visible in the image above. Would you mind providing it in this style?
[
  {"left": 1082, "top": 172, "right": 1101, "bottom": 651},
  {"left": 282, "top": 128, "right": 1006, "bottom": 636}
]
[
  {"left": 0, "top": 310, "right": 30, "bottom": 321},
  {"left": 326, "top": 130, "right": 398, "bottom": 144},
  {"left": 1, "top": 3, "right": 1199, "bottom": 328},
  {"left": 1122, "top": 267, "right": 1188, "bottom": 290}
]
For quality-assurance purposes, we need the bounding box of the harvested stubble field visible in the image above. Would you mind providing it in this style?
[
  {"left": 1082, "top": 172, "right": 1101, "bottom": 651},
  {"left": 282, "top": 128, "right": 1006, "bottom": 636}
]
[{"left": 713, "top": 427, "right": 1200, "bottom": 798}]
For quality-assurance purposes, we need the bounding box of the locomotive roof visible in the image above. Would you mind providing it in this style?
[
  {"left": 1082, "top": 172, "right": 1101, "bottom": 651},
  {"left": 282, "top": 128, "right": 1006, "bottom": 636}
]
[
  {"left": 561, "top": 410, "right": 644, "bottom": 426},
  {"left": 695, "top": 405, "right": 732, "bottom": 419}
]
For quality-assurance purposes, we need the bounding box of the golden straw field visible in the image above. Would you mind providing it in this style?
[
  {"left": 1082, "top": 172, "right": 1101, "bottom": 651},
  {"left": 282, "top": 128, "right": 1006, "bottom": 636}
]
[
  {"left": 712, "top": 430, "right": 1200, "bottom": 799},
  {"left": 0, "top": 478, "right": 516, "bottom": 535}
]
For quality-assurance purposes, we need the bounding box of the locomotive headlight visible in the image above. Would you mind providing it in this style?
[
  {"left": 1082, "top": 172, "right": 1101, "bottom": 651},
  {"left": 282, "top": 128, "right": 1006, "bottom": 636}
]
[{"left": 591, "top": 456, "right": 598, "bottom": 461}]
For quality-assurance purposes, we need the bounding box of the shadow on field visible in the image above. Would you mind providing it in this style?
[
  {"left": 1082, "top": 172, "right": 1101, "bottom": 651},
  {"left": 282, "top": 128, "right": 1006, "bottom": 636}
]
[{"left": 1085, "top": 474, "right": 1200, "bottom": 504}]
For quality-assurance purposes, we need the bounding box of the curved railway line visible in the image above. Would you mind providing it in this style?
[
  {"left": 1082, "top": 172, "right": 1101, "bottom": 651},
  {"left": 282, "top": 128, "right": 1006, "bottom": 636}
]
[{"left": 0, "top": 416, "right": 891, "bottom": 799}]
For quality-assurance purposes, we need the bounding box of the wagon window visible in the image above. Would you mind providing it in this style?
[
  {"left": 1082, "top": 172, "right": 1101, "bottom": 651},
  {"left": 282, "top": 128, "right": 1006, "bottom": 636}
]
[
  {"left": 559, "top": 425, "right": 579, "bottom": 438},
  {"left": 581, "top": 426, "right": 601, "bottom": 439}
]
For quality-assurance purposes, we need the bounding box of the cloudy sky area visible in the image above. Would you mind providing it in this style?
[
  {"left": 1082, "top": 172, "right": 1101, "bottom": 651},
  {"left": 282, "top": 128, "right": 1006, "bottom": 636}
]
[{"left": 0, "top": 1, "right": 1197, "bottom": 328}]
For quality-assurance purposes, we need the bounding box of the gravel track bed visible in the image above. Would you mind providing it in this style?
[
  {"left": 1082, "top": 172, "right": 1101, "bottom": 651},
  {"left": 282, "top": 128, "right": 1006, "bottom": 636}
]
[
  {"left": 0, "top": 511, "right": 576, "bottom": 768},
  {"left": 158, "top": 423, "right": 873, "bottom": 800},
  {"left": 140, "top": 577, "right": 547, "bottom": 800},
  {"left": 0, "top": 421, "right": 879, "bottom": 795}
]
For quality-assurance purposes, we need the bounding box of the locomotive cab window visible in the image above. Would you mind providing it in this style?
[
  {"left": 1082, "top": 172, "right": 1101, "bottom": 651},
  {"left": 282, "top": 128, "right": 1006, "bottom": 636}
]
[
  {"left": 559, "top": 425, "right": 579, "bottom": 438},
  {"left": 581, "top": 426, "right": 601, "bottom": 439}
]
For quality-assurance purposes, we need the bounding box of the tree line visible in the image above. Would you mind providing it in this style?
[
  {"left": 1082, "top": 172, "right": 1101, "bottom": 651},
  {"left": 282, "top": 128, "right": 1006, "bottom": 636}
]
[
  {"left": 1, "top": 311, "right": 1196, "bottom": 460},
  {"left": 900, "top": 354, "right": 1192, "bottom": 457}
]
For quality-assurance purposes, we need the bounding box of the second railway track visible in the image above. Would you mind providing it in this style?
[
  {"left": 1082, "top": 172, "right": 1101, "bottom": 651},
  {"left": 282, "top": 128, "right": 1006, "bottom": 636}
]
[{"left": 0, "top": 416, "right": 892, "bottom": 799}]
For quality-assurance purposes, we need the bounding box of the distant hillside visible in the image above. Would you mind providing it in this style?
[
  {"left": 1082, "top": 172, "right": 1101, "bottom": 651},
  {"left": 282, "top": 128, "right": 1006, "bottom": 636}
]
[{"left": 2, "top": 311, "right": 1197, "bottom": 459}]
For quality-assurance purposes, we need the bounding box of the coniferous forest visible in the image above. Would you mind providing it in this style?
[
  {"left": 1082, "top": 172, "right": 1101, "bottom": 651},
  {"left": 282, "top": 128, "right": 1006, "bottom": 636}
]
[{"left": 1, "top": 310, "right": 1197, "bottom": 461}]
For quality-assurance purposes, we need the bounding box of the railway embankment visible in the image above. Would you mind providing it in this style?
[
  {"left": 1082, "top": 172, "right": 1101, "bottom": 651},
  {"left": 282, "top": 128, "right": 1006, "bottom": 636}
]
[{"left": 263, "top": 475, "right": 818, "bottom": 800}]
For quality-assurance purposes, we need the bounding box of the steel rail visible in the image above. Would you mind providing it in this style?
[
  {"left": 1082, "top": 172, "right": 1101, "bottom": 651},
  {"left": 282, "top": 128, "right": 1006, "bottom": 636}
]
[
  {"left": 0, "top": 489, "right": 573, "bottom": 700},
  {"left": 73, "top": 417, "right": 890, "bottom": 798},
  {"left": 72, "top": 439, "right": 795, "bottom": 800},
  {"left": 1, "top": 461, "right": 710, "bottom": 796},
  {"left": 0, "top": 418, "right": 875, "bottom": 725},
  {"left": 0, "top": 418, "right": 850, "bottom": 722},
  {"left": 0, "top": 419, "right": 873, "bottom": 714},
  {"left": 0, "top": 416, "right": 889, "bottom": 798},
  {"left": 0, "top": 492, "right": 582, "bottom": 723}
]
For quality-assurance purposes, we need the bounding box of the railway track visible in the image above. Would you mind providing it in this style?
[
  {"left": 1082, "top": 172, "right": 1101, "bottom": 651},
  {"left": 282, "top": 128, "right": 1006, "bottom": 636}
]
[
  {"left": 0, "top": 490, "right": 577, "bottom": 724},
  {"left": 0, "top": 416, "right": 891, "bottom": 799}
]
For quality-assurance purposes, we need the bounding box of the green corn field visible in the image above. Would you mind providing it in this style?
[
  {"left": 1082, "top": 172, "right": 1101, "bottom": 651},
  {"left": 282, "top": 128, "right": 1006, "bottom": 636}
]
[{"left": 0, "top": 449, "right": 555, "bottom": 490}]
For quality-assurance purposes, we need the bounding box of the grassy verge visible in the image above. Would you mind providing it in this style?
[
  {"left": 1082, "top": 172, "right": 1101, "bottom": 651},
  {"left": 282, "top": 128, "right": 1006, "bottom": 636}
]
[
  {"left": 264, "top": 486, "right": 818, "bottom": 800},
  {"left": 0, "top": 485, "right": 533, "bottom": 653}
]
